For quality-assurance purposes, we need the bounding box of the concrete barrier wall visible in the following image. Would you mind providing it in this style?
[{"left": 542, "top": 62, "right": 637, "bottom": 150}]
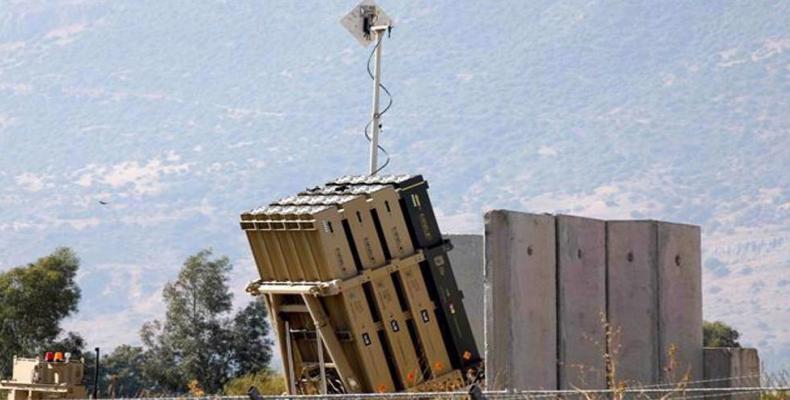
[
  {"left": 484, "top": 210, "right": 557, "bottom": 390},
  {"left": 446, "top": 234, "right": 484, "bottom": 349},
  {"left": 557, "top": 215, "right": 607, "bottom": 390},
  {"left": 606, "top": 221, "right": 660, "bottom": 386},
  {"left": 658, "top": 222, "right": 703, "bottom": 383},
  {"left": 703, "top": 348, "right": 760, "bottom": 400},
  {"left": 482, "top": 211, "right": 704, "bottom": 391}
]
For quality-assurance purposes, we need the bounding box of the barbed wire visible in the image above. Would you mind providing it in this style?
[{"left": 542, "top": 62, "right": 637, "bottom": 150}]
[
  {"left": 61, "top": 385, "right": 790, "bottom": 400},
  {"left": 681, "top": 388, "right": 765, "bottom": 400},
  {"left": 624, "top": 373, "right": 762, "bottom": 389}
]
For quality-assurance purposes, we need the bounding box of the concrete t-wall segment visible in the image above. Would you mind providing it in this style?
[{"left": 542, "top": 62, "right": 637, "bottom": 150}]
[
  {"left": 556, "top": 215, "right": 607, "bottom": 390},
  {"left": 446, "top": 234, "right": 485, "bottom": 349},
  {"left": 482, "top": 211, "right": 704, "bottom": 391},
  {"left": 703, "top": 347, "right": 760, "bottom": 400},
  {"left": 484, "top": 210, "right": 557, "bottom": 390},
  {"left": 607, "top": 221, "right": 703, "bottom": 386},
  {"left": 657, "top": 222, "right": 703, "bottom": 384},
  {"left": 606, "top": 221, "right": 660, "bottom": 386}
]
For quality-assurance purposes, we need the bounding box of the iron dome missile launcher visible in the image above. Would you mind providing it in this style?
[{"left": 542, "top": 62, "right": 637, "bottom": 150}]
[{"left": 241, "top": 175, "right": 482, "bottom": 394}]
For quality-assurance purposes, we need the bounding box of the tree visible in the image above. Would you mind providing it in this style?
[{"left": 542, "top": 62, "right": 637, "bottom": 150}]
[
  {"left": 45, "top": 331, "right": 87, "bottom": 358},
  {"left": 140, "top": 249, "right": 273, "bottom": 394},
  {"left": 139, "top": 319, "right": 183, "bottom": 393},
  {"left": 703, "top": 320, "right": 741, "bottom": 347},
  {"left": 0, "top": 248, "right": 83, "bottom": 376},
  {"left": 230, "top": 298, "right": 274, "bottom": 376},
  {"left": 101, "top": 345, "right": 148, "bottom": 398}
]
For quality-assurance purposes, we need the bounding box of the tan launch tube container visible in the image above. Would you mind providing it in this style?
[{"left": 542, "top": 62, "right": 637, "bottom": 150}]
[{"left": 241, "top": 179, "right": 471, "bottom": 394}]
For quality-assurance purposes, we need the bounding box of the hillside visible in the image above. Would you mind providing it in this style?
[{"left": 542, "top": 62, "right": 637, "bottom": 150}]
[{"left": 0, "top": 1, "right": 787, "bottom": 371}]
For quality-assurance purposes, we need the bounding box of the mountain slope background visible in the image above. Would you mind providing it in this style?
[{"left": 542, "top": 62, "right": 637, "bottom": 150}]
[{"left": 1, "top": 1, "right": 788, "bottom": 372}]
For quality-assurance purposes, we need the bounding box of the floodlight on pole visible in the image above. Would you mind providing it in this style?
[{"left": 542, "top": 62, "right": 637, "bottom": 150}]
[{"left": 341, "top": 0, "right": 393, "bottom": 176}]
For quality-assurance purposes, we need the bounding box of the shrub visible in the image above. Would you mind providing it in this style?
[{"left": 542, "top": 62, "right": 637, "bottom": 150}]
[
  {"left": 703, "top": 320, "right": 741, "bottom": 348},
  {"left": 223, "top": 370, "right": 286, "bottom": 396}
]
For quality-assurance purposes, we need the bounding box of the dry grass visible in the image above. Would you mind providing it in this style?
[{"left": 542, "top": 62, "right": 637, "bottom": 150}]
[
  {"left": 570, "top": 313, "right": 692, "bottom": 400},
  {"left": 223, "top": 370, "right": 287, "bottom": 396}
]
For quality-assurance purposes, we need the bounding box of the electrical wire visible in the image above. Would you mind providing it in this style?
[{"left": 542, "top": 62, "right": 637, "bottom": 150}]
[{"left": 364, "top": 31, "right": 393, "bottom": 176}]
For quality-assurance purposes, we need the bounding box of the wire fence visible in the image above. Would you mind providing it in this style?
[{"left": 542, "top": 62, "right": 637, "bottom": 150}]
[
  {"left": 73, "top": 385, "right": 790, "bottom": 400},
  {"left": 55, "top": 374, "right": 790, "bottom": 400}
]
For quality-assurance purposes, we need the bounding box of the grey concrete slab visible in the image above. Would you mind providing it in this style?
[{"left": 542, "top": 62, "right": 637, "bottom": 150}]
[
  {"left": 484, "top": 210, "right": 557, "bottom": 390},
  {"left": 657, "top": 222, "right": 703, "bottom": 384},
  {"left": 446, "top": 234, "right": 484, "bottom": 350},
  {"left": 703, "top": 347, "right": 760, "bottom": 400},
  {"left": 606, "top": 221, "right": 659, "bottom": 386},
  {"left": 557, "top": 215, "right": 607, "bottom": 390}
]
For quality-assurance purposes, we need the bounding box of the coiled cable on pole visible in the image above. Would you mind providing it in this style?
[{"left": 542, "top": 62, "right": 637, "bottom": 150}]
[{"left": 364, "top": 31, "right": 393, "bottom": 176}]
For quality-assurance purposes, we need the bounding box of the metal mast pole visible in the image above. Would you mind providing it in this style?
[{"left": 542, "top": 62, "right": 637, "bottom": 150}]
[
  {"left": 368, "top": 27, "right": 384, "bottom": 175},
  {"left": 93, "top": 347, "right": 100, "bottom": 399}
]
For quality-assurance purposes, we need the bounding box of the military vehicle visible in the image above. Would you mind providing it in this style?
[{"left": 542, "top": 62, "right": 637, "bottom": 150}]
[{"left": 0, "top": 353, "right": 87, "bottom": 400}]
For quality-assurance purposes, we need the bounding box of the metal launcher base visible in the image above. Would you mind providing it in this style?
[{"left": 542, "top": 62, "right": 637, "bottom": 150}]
[{"left": 240, "top": 175, "right": 482, "bottom": 394}]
